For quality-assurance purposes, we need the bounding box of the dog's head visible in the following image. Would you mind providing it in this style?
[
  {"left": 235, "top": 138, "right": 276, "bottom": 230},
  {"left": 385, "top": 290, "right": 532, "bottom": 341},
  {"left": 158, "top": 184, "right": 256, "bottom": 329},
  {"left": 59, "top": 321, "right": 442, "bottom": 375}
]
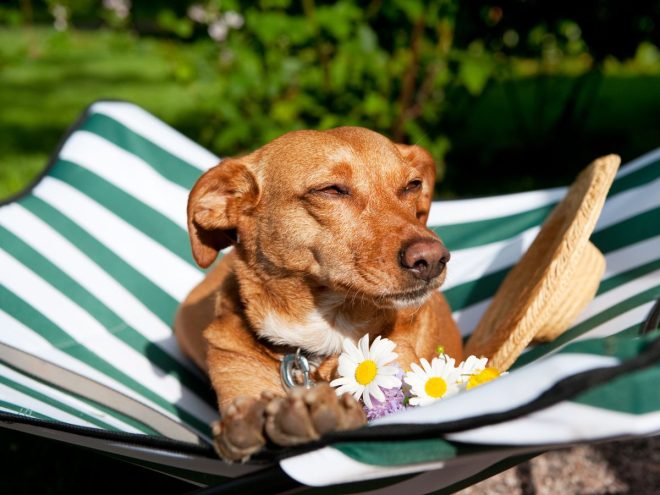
[{"left": 188, "top": 127, "right": 449, "bottom": 308}]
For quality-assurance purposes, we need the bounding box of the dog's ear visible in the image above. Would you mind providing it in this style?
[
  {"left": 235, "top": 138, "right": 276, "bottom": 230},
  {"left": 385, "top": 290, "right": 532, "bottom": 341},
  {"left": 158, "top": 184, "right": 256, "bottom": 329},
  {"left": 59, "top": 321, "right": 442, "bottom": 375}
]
[
  {"left": 395, "top": 143, "right": 436, "bottom": 224},
  {"left": 187, "top": 158, "right": 259, "bottom": 268}
]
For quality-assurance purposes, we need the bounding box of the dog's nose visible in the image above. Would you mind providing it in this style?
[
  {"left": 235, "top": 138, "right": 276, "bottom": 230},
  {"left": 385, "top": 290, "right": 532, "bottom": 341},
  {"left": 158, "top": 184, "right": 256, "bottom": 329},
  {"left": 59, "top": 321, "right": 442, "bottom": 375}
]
[{"left": 399, "top": 239, "right": 450, "bottom": 282}]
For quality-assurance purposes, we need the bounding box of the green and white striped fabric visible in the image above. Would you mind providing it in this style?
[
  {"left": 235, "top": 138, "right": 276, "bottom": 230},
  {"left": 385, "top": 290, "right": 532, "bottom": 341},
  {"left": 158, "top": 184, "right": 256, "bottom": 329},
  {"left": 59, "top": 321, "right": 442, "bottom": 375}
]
[{"left": 1, "top": 101, "right": 658, "bottom": 492}]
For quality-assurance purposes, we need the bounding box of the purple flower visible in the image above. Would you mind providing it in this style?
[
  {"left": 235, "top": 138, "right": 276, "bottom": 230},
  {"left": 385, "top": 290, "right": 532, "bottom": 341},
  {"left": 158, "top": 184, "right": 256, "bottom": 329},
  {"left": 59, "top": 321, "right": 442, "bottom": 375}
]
[
  {"left": 363, "top": 365, "right": 408, "bottom": 421},
  {"left": 364, "top": 384, "right": 406, "bottom": 420}
]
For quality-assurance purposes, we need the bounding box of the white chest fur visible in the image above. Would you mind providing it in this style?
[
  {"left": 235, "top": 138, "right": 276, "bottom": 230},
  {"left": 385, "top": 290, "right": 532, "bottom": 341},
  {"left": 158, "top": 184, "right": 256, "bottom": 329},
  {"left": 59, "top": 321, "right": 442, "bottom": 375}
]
[{"left": 258, "top": 306, "right": 366, "bottom": 356}]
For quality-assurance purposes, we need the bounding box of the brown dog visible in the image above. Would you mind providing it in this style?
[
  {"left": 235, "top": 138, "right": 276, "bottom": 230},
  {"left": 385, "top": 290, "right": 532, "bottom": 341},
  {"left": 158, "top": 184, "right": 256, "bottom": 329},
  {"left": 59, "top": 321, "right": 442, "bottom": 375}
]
[{"left": 175, "top": 127, "right": 463, "bottom": 461}]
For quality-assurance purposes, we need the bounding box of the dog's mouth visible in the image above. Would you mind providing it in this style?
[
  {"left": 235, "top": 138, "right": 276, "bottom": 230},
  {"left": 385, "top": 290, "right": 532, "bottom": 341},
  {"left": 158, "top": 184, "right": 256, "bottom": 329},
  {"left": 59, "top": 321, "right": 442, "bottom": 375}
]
[{"left": 377, "top": 286, "right": 435, "bottom": 308}]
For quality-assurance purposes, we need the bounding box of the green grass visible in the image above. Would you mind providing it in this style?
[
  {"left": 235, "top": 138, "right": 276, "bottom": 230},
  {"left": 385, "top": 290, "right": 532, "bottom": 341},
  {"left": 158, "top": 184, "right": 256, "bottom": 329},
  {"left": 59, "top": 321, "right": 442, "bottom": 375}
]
[
  {"left": 2, "top": 27, "right": 659, "bottom": 201},
  {"left": 0, "top": 27, "right": 217, "bottom": 200}
]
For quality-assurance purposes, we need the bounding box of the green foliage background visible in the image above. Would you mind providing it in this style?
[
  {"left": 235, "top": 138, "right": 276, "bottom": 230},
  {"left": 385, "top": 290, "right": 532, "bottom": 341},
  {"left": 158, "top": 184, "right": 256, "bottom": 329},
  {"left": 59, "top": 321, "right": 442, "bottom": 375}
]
[{"left": 2, "top": 0, "right": 660, "bottom": 201}]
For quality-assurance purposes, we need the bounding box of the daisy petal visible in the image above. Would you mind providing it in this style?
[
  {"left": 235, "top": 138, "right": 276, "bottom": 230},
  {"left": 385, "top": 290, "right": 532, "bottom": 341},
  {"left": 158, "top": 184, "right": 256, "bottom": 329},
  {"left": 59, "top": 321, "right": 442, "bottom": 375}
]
[
  {"left": 360, "top": 334, "right": 371, "bottom": 355},
  {"left": 369, "top": 383, "right": 385, "bottom": 403},
  {"left": 342, "top": 338, "right": 362, "bottom": 362},
  {"left": 329, "top": 377, "right": 347, "bottom": 387},
  {"left": 420, "top": 358, "right": 432, "bottom": 374},
  {"left": 362, "top": 388, "right": 373, "bottom": 409},
  {"left": 337, "top": 354, "right": 356, "bottom": 378},
  {"left": 376, "top": 352, "right": 398, "bottom": 367},
  {"left": 378, "top": 365, "right": 400, "bottom": 376},
  {"left": 410, "top": 362, "right": 425, "bottom": 375},
  {"left": 379, "top": 375, "right": 402, "bottom": 389},
  {"left": 333, "top": 384, "right": 351, "bottom": 396}
]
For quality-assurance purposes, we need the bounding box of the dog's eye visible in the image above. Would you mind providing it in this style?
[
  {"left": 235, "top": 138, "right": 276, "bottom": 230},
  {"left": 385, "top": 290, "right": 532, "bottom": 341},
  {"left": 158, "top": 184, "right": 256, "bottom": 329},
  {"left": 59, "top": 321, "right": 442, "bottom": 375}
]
[
  {"left": 315, "top": 184, "right": 350, "bottom": 197},
  {"left": 405, "top": 179, "right": 423, "bottom": 193}
]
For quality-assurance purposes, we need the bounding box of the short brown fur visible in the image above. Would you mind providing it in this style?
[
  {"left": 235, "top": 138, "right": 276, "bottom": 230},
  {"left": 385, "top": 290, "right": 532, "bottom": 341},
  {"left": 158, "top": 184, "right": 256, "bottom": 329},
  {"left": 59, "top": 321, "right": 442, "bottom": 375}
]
[{"left": 175, "top": 127, "right": 462, "bottom": 415}]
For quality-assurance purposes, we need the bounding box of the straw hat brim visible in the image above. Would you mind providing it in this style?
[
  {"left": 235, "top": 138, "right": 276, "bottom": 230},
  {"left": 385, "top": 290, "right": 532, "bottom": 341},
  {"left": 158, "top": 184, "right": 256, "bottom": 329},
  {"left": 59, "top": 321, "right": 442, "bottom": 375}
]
[{"left": 464, "top": 155, "right": 621, "bottom": 371}]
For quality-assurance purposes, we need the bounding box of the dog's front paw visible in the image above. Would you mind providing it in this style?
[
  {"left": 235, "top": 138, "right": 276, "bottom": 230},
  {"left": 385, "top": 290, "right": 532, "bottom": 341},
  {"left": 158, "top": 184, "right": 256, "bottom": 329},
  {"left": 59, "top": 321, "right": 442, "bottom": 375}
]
[
  {"left": 264, "top": 383, "right": 366, "bottom": 446},
  {"left": 213, "top": 396, "right": 267, "bottom": 462}
]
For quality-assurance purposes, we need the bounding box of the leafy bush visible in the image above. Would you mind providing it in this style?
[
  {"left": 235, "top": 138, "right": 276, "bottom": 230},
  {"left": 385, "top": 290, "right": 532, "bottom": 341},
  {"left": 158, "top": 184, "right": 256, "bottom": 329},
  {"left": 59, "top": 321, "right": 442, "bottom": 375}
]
[{"left": 2, "top": 0, "right": 659, "bottom": 198}]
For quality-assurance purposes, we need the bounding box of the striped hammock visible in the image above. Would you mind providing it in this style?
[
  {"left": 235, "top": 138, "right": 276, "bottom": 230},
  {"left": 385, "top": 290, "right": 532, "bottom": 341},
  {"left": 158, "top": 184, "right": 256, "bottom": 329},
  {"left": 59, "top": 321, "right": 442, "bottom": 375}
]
[{"left": 1, "top": 101, "right": 658, "bottom": 493}]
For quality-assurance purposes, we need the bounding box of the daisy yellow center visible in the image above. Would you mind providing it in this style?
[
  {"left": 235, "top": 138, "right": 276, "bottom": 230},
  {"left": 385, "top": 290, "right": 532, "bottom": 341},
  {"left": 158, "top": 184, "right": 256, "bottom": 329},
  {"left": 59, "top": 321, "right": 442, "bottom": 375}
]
[
  {"left": 424, "top": 377, "right": 447, "bottom": 398},
  {"left": 466, "top": 367, "right": 501, "bottom": 390},
  {"left": 355, "top": 360, "right": 377, "bottom": 385}
]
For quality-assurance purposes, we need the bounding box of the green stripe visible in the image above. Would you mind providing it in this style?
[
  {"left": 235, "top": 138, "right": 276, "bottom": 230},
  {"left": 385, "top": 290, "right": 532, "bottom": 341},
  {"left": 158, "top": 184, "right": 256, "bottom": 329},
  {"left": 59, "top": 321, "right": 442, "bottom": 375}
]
[
  {"left": 514, "top": 287, "right": 660, "bottom": 368},
  {"left": 332, "top": 438, "right": 510, "bottom": 468},
  {"left": 0, "top": 359, "right": 160, "bottom": 435},
  {"left": 0, "top": 227, "right": 213, "bottom": 403},
  {"left": 591, "top": 207, "right": 660, "bottom": 253},
  {"left": 334, "top": 439, "right": 457, "bottom": 467},
  {"left": 431, "top": 156, "right": 659, "bottom": 251},
  {"left": 0, "top": 400, "right": 52, "bottom": 421},
  {"left": 560, "top": 326, "right": 657, "bottom": 360},
  {"left": 19, "top": 195, "right": 178, "bottom": 325},
  {"left": 0, "top": 368, "right": 121, "bottom": 431},
  {"left": 0, "top": 286, "right": 211, "bottom": 437},
  {"left": 434, "top": 205, "right": 553, "bottom": 250},
  {"left": 80, "top": 113, "right": 204, "bottom": 188},
  {"left": 563, "top": 327, "right": 660, "bottom": 415},
  {"left": 609, "top": 157, "right": 660, "bottom": 195},
  {"left": 447, "top": 212, "right": 660, "bottom": 312},
  {"left": 574, "top": 365, "right": 660, "bottom": 415},
  {"left": 445, "top": 268, "right": 507, "bottom": 311},
  {"left": 49, "top": 160, "right": 198, "bottom": 268},
  {"left": 598, "top": 258, "right": 660, "bottom": 294}
]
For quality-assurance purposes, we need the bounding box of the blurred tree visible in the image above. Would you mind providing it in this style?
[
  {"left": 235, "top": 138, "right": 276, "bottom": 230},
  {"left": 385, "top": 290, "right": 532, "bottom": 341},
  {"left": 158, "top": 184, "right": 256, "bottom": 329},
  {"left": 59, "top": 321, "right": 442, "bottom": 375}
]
[{"left": 1, "top": 0, "right": 658, "bottom": 196}]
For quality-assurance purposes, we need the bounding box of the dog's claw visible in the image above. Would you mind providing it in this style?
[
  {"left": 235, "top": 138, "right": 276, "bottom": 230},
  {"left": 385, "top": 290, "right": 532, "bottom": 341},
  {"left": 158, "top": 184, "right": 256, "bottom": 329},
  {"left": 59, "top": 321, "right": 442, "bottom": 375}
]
[
  {"left": 215, "top": 384, "right": 366, "bottom": 461},
  {"left": 213, "top": 396, "right": 267, "bottom": 462},
  {"left": 265, "top": 384, "right": 366, "bottom": 446}
]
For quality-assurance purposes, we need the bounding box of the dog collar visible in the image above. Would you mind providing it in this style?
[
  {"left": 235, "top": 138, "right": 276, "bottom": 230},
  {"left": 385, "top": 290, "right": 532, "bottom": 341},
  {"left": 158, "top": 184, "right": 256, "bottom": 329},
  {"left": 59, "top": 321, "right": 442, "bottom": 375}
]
[{"left": 280, "top": 348, "right": 315, "bottom": 390}]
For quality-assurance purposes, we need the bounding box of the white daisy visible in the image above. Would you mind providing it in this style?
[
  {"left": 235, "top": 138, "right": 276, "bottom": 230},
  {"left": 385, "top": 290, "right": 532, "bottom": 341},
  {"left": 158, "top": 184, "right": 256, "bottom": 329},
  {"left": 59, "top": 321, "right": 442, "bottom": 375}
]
[
  {"left": 457, "top": 355, "right": 506, "bottom": 390},
  {"left": 404, "top": 356, "right": 461, "bottom": 407},
  {"left": 329, "top": 334, "right": 401, "bottom": 409}
]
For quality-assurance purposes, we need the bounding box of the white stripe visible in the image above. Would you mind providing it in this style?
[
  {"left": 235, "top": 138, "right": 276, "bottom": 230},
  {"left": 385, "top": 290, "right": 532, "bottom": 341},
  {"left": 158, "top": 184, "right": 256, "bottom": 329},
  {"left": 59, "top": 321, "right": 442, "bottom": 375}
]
[
  {"left": 0, "top": 363, "right": 142, "bottom": 433},
  {"left": 615, "top": 146, "right": 660, "bottom": 178},
  {"left": 0, "top": 203, "right": 201, "bottom": 377},
  {"left": 440, "top": 176, "right": 658, "bottom": 294},
  {"left": 573, "top": 270, "right": 660, "bottom": 325},
  {"left": 372, "top": 353, "right": 618, "bottom": 426},
  {"left": 452, "top": 236, "right": 660, "bottom": 335},
  {"left": 280, "top": 446, "right": 446, "bottom": 487},
  {"left": 89, "top": 102, "right": 219, "bottom": 171},
  {"left": 448, "top": 402, "right": 660, "bottom": 445},
  {"left": 443, "top": 226, "right": 539, "bottom": 290},
  {"left": 428, "top": 146, "right": 659, "bottom": 227},
  {"left": 597, "top": 175, "right": 660, "bottom": 230},
  {"left": 0, "top": 383, "right": 97, "bottom": 428},
  {"left": 0, "top": 310, "right": 173, "bottom": 421},
  {"left": 428, "top": 187, "right": 565, "bottom": 226},
  {"left": 281, "top": 444, "right": 537, "bottom": 490},
  {"left": 603, "top": 235, "right": 660, "bottom": 279},
  {"left": 453, "top": 298, "right": 490, "bottom": 337},
  {"left": 60, "top": 131, "right": 189, "bottom": 228},
  {"left": 574, "top": 302, "right": 656, "bottom": 342},
  {"left": 0, "top": 310, "right": 211, "bottom": 442},
  {"left": 32, "top": 177, "right": 203, "bottom": 301},
  {"left": 0, "top": 250, "right": 216, "bottom": 425}
]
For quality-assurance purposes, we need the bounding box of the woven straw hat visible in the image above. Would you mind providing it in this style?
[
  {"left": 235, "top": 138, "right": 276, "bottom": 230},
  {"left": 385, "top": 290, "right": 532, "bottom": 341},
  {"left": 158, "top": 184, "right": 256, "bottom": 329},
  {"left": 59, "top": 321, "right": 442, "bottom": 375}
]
[{"left": 464, "top": 155, "right": 621, "bottom": 371}]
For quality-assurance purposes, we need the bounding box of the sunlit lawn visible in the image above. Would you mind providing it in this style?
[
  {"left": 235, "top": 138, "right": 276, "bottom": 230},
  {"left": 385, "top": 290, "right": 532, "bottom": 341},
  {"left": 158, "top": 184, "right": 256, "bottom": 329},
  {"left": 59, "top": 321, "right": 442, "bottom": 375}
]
[
  {"left": 0, "top": 27, "right": 218, "bottom": 199},
  {"left": 1, "top": 26, "right": 659, "bottom": 200}
]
